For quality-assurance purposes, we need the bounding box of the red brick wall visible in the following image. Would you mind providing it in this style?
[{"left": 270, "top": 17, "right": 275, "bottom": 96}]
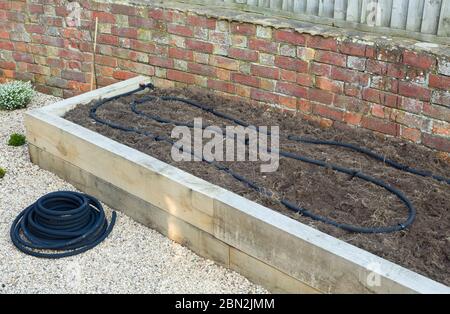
[{"left": 1, "top": 0, "right": 449, "bottom": 152}]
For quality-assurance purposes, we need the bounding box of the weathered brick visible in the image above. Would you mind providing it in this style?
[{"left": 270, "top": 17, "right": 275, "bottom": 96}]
[
  {"left": 403, "top": 50, "right": 436, "bottom": 70},
  {"left": 309, "top": 86, "right": 335, "bottom": 104},
  {"left": 362, "top": 88, "right": 398, "bottom": 108},
  {"left": 330, "top": 67, "right": 369, "bottom": 85},
  {"left": 275, "top": 82, "right": 307, "bottom": 98},
  {"left": 423, "top": 103, "right": 450, "bottom": 122},
  {"left": 231, "top": 22, "right": 256, "bottom": 35},
  {"left": 366, "top": 59, "right": 388, "bottom": 75},
  {"left": 228, "top": 48, "right": 258, "bottom": 62},
  {"left": 12, "top": 52, "right": 33, "bottom": 63},
  {"left": 129, "top": 16, "right": 162, "bottom": 30},
  {"left": 377, "top": 47, "right": 402, "bottom": 63},
  {"left": 187, "top": 15, "right": 216, "bottom": 29},
  {"left": 256, "top": 25, "right": 272, "bottom": 39},
  {"left": 95, "top": 55, "right": 118, "bottom": 67},
  {"left": 313, "top": 103, "right": 343, "bottom": 120},
  {"left": 296, "top": 73, "right": 314, "bottom": 87},
  {"left": 187, "top": 62, "right": 216, "bottom": 77},
  {"left": 310, "top": 62, "right": 331, "bottom": 76},
  {"left": 93, "top": 11, "right": 116, "bottom": 23},
  {"left": 112, "top": 70, "right": 137, "bottom": 80},
  {"left": 231, "top": 73, "right": 259, "bottom": 87},
  {"left": 111, "top": 4, "right": 137, "bottom": 16},
  {"left": 297, "top": 47, "right": 315, "bottom": 61},
  {"left": 432, "top": 121, "right": 450, "bottom": 137},
  {"left": 339, "top": 41, "right": 373, "bottom": 57},
  {"left": 438, "top": 58, "right": 450, "bottom": 76},
  {"left": 315, "top": 76, "right": 343, "bottom": 93},
  {"left": 185, "top": 39, "right": 213, "bottom": 53},
  {"left": 274, "top": 56, "right": 308, "bottom": 72},
  {"left": 169, "top": 47, "right": 194, "bottom": 61},
  {"left": 273, "top": 29, "right": 305, "bottom": 45},
  {"left": 362, "top": 117, "right": 398, "bottom": 136},
  {"left": 432, "top": 90, "right": 450, "bottom": 107},
  {"left": 314, "top": 50, "right": 346, "bottom": 67},
  {"left": 398, "top": 97, "right": 424, "bottom": 114},
  {"left": 251, "top": 65, "right": 279, "bottom": 80},
  {"left": 398, "top": 81, "right": 431, "bottom": 101},
  {"left": 208, "top": 79, "right": 235, "bottom": 94},
  {"left": 111, "top": 26, "right": 138, "bottom": 39},
  {"left": 248, "top": 38, "right": 278, "bottom": 54},
  {"left": 168, "top": 24, "right": 193, "bottom": 37},
  {"left": 209, "top": 55, "right": 238, "bottom": 71},
  {"left": 347, "top": 56, "right": 366, "bottom": 71},
  {"left": 400, "top": 126, "right": 421, "bottom": 143},
  {"left": 250, "top": 89, "right": 279, "bottom": 103},
  {"left": 394, "top": 111, "right": 430, "bottom": 131},
  {"left": 422, "top": 133, "right": 450, "bottom": 152},
  {"left": 149, "top": 56, "right": 174, "bottom": 69},
  {"left": 343, "top": 112, "right": 363, "bottom": 125},
  {"left": 0, "top": 61, "right": 15, "bottom": 70},
  {"left": 344, "top": 83, "right": 361, "bottom": 97},
  {"left": 97, "top": 34, "right": 119, "bottom": 46},
  {"left": 387, "top": 63, "right": 406, "bottom": 79},
  {"left": 429, "top": 74, "right": 450, "bottom": 90},
  {"left": 62, "top": 70, "right": 86, "bottom": 82},
  {"left": 307, "top": 35, "right": 337, "bottom": 51},
  {"left": 280, "top": 69, "right": 297, "bottom": 82}
]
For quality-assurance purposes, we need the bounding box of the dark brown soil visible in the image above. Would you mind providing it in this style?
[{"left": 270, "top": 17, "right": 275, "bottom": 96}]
[{"left": 65, "top": 87, "right": 450, "bottom": 286}]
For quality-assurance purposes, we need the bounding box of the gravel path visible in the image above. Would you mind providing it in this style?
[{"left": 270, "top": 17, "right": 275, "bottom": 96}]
[{"left": 0, "top": 92, "right": 267, "bottom": 294}]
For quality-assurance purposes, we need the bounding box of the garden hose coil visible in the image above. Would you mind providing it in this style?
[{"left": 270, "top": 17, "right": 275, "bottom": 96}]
[{"left": 10, "top": 191, "right": 116, "bottom": 258}]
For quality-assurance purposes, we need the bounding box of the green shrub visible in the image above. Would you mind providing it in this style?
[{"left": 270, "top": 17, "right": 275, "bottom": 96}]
[
  {"left": 0, "top": 167, "right": 5, "bottom": 179},
  {"left": 8, "top": 133, "right": 26, "bottom": 146},
  {"left": 0, "top": 81, "right": 35, "bottom": 111}
]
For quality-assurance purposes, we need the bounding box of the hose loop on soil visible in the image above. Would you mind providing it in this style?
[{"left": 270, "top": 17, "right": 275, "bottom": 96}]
[
  {"left": 89, "top": 83, "right": 448, "bottom": 233},
  {"left": 10, "top": 191, "right": 116, "bottom": 258}
]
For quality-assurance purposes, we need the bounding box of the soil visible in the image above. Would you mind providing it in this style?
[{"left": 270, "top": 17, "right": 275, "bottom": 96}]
[{"left": 65, "top": 87, "right": 450, "bottom": 286}]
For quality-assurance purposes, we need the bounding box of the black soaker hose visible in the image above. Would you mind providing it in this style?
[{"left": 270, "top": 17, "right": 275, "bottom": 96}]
[
  {"left": 10, "top": 191, "right": 116, "bottom": 258},
  {"left": 89, "top": 83, "right": 449, "bottom": 233}
]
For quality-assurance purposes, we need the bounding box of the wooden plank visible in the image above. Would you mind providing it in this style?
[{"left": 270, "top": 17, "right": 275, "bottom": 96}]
[
  {"left": 246, "top": 0, "right": 259, "bottom": 5},
  {"left": 406, "top": 0, "right": 425, "bottom": 32},
  {"left": 282, "top": 0, "right": 295, "bottom": 11},
  {"left": 293, "top": 0, "right": 307, "bottom": 12},
  {"left": 258, "top": 0, "right": 270, "bottom": 8},
  {"left": 346, "top": 0, "right": 361, "bottom": 21},
  {"left": 334, "top": 0, "right": 347, "bottom": 19},
  {"left": 437, "top": 0, "right": 450, "bottom": 36},
  {"left": 270, "top": 0, "right": 283, "bottom": 9},
  {"left": 319, "top": 0, "right": 335, "bottom": 17},
  {"left": 306, "top": 0, "right": 320, "bottom": 15},
  {"left": 390, "top": 0, "right": 409, "bottom": 29},
  {"left": 376, "top": 0, "right": 393, "bottom": 27},
  {"left": 229, "top": 247, "right": 320, "bottom": 293},
  {"left": 360, "top": 0, "right": 376, "bottom": 24},
  {"left": 421, "top": 0, "right": 442, "bottom": 34}
]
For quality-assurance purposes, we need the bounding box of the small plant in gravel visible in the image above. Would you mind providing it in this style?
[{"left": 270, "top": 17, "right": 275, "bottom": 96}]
[
  {"left": 0, "top": 81, "right": 35, "bottom": 111},
  {"left": 8, "top": 133, "right": 26, "bottom": 146},
  {"left": 0, "top": 167, "right": 5, "bottom": 179}
]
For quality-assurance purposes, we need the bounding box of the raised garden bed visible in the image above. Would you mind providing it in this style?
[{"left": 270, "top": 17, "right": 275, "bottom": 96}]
[{"left": 25, "top": 76, "right": 450, "bottom": 293}]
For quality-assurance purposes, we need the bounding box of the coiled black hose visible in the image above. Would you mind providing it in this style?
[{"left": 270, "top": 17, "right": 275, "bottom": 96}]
[
  {"left": 89, "top": 83, "right": 448, "bottom": 233},
  {"left": 10, "top": 191, "right": 116, "bottom": 258}
]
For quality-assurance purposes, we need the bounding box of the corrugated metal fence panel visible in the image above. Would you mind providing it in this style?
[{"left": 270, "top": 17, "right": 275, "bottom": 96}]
[{"left": 216, "top": 0, "right": 449, "bottom": 37}]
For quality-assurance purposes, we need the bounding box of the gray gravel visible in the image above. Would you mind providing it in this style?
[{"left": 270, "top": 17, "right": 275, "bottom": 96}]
[{"left": 0, "top": 92, "right": 267, "bottom": 294}]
